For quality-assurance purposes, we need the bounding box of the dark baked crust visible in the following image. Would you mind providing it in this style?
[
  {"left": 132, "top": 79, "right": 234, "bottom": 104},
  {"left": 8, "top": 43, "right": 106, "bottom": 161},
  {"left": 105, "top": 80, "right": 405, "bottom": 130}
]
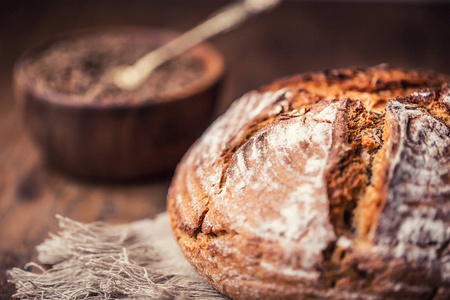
[{"left": 167, "top": 66, "right": 450, "bottom": 299}]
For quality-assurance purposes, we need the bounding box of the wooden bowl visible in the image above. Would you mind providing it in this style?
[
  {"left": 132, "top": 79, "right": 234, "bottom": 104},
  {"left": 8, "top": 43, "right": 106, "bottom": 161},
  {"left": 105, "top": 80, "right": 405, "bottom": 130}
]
[{"left": 14, "top": 27, "right": 224, "bottom": 180}]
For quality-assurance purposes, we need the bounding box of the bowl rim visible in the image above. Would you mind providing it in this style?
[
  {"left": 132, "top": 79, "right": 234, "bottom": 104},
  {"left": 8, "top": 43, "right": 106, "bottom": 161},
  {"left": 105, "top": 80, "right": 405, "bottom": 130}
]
[{"left": 14, "top": 26, "right": 225, "bottom": 108}]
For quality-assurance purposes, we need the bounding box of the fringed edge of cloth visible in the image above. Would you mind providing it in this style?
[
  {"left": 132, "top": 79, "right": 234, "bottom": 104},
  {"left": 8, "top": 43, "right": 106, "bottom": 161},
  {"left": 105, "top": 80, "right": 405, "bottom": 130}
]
[{"left": 7, "top": 212, "right": 227, "bottom": 300}]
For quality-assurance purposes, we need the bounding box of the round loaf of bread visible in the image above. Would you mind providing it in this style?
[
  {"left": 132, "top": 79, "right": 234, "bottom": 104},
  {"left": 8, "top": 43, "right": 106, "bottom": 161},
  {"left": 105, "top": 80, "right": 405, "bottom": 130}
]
[{"left": 167, "top": 66, "right": 450, "bottom": 299}]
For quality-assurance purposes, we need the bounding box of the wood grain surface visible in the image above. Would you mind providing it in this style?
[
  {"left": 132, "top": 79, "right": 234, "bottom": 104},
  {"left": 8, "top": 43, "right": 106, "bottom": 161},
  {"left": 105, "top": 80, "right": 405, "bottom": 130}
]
[{"left": 1, "top": 0, "right": 449, "bottom": 298}]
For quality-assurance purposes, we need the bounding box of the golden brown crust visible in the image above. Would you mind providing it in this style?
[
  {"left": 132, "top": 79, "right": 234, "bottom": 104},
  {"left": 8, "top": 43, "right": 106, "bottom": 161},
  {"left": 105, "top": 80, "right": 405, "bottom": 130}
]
[{"left": 167, "top": 66, "right": 450, "bottom": 299}]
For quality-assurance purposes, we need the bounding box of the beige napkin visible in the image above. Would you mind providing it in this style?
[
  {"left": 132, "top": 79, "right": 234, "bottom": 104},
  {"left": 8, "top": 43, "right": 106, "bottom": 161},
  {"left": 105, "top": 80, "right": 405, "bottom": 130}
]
[{"left": 8, "top": 213, "right": 228, "bottom": 299}]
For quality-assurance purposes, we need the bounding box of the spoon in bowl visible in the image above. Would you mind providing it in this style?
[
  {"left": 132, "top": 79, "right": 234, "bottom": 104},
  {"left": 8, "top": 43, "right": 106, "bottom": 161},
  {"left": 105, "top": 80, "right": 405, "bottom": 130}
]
[{"left": 113, "top": 0, "right": 282, "bottom": 90}]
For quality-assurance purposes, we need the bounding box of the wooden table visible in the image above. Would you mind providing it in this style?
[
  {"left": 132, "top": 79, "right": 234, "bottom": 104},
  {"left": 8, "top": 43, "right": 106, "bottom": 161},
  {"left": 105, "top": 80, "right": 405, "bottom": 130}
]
[{"left": 1, "top": 1, "right": 449, "bottom": 298}]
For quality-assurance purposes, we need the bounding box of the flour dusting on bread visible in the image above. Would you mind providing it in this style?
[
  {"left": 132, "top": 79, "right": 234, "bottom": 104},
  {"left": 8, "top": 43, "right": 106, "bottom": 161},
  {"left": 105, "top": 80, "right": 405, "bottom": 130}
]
[{"left": 168, "top": 66, "right": 450, "bottom": 300}]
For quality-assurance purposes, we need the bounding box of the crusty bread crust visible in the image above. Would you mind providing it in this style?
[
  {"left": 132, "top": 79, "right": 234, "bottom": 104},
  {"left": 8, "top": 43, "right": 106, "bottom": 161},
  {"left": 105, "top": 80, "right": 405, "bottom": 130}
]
[{"left": 167, "top": 66, "right": 450, "bottom": 299}]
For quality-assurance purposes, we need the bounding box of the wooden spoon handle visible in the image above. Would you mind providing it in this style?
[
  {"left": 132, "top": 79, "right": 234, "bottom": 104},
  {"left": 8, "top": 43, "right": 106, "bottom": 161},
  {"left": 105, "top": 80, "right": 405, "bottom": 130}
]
[{"left": 114, "top": 0, "right": 282, "bottom": 90}]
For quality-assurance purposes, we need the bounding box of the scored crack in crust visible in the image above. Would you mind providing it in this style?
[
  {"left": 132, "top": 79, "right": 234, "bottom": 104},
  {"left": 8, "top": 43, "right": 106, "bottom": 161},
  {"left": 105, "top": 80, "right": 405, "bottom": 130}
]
[{"left": 167, "top": 66, "right": 450, "bottom": 300}]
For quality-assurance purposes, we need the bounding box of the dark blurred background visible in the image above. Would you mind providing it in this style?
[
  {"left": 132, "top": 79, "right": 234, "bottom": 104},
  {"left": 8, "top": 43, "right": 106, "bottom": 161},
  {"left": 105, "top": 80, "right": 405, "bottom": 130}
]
[
  {"left": 0, "top": 0, "right": 449, "bottom": 297},
  {"left": 1, "top": 0, "right": 450, "bottom": 113}
]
